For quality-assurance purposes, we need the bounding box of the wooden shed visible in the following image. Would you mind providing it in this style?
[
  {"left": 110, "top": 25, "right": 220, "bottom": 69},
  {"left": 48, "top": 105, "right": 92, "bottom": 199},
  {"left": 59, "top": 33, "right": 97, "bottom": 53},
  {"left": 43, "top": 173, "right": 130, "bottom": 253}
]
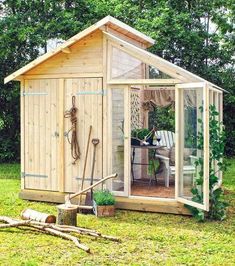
[{"left": 5, "top": 16, "right": 224, "bottom": 215}]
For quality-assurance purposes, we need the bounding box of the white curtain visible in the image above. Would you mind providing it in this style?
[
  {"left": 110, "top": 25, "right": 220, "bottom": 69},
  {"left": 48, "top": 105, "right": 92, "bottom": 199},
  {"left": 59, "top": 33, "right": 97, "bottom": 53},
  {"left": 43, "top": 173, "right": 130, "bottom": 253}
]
[{"left": 143, "top": 89, "right": 196, "bottom": 108}]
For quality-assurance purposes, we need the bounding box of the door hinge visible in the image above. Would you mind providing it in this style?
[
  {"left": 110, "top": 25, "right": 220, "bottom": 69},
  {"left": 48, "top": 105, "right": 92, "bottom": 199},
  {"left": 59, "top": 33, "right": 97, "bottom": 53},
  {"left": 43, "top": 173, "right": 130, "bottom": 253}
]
[
  {"left": 76, "top": 90, "right": 106, "bottom": 96},
  {"left": 22, "top": 172, "right": 48, "bottom": 178},
  {"left": 22, "top": 92, "right": 48, "bottom": 96}
]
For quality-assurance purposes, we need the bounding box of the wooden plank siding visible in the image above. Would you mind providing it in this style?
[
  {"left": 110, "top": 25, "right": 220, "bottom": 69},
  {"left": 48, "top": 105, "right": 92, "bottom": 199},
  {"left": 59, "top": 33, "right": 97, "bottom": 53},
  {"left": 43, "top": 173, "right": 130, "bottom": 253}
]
[
  {"left": 64, "top": 78, "right": 103, "bottom": 193},
  {"left": 58, "top": 79, "right": 65, "bottom": 192},
  {"left": 24, "top": 79, "right": 59, "bottom": 191},
  {"left": 26, "top": 30, "right": 103, "bottom": 76}
]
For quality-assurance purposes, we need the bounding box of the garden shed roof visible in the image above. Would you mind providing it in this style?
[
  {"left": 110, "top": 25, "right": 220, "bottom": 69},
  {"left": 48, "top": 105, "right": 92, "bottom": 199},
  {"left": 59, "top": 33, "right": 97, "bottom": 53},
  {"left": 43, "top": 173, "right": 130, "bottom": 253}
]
[
  {"left": 4, "top": 16, "right": 154, "bottom": 83},
  {"left": 4, "top": 16, "right": 224, "bottom": 92}
]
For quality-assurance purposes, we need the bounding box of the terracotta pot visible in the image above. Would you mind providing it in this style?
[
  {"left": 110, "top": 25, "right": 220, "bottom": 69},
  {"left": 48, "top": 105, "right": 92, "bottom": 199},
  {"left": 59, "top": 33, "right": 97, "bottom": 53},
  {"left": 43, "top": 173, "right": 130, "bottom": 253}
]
[{"left": 93, "top": 201, "right": 115, "bottom": 217}]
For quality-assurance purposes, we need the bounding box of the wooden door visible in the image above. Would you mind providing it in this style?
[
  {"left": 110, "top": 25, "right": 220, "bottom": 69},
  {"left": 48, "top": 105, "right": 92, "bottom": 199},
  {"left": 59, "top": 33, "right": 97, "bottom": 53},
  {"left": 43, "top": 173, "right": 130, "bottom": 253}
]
[
  {"left": 64, "top": 78, "right": 103, "bottom": 192},
  {"left": 24, "top": 79, "right": 59, "bottom": 191}
]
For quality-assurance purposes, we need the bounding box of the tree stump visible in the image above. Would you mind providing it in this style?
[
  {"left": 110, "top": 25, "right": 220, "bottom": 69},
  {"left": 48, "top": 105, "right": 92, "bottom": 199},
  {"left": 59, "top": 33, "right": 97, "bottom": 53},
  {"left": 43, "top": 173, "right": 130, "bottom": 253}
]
[{"left": 57, "top": 204, "right": 78, "bottom": 226}]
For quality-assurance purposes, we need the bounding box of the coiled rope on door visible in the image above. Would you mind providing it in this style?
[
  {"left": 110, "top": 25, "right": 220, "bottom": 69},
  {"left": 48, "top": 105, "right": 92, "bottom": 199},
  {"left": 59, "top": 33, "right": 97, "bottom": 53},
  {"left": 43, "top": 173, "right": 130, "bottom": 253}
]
[{"left": 64, "top": 96, "right": 81, "bottom": 164}]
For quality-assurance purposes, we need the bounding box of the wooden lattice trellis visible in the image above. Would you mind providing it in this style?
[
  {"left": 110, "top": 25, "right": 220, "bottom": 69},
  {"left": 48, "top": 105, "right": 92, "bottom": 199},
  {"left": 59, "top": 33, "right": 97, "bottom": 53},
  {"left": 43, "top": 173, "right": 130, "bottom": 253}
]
[{"left": 131, "top": 89, "right": 141, "bottom": 130}]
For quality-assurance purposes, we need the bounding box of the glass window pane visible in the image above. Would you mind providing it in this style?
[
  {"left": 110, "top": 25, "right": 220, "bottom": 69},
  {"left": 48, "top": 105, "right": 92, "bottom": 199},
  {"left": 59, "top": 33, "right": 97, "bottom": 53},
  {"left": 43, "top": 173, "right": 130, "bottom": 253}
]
[
  {"left": 148, "top": 65, "right": 172, "bottom": 79},
  {"left": 111, "top": 46, "right": 175, "bottom": 80},
  {"left": 112, "top": 88, "right": 125, "bottom": 192},
  {"left": 111, "top": 47, "right": 143, "bottom": 79},
  {"left": 179, "top": 88, "right": 204, "bottom": 202}
]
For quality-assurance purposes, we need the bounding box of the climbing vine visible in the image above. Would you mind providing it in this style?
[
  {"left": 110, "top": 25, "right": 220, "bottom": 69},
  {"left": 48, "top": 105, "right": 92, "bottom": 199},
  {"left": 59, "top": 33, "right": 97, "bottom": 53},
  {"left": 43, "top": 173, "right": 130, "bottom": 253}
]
[{"left": 186, "top": 105, "right": 228, "bottom": 221}]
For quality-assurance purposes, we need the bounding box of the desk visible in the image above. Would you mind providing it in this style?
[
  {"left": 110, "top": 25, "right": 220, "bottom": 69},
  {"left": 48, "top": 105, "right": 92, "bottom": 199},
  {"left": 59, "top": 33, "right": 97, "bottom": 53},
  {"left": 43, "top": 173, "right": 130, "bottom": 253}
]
[{"left": 131, "top": 145, "right": 165, "bottom": 186}]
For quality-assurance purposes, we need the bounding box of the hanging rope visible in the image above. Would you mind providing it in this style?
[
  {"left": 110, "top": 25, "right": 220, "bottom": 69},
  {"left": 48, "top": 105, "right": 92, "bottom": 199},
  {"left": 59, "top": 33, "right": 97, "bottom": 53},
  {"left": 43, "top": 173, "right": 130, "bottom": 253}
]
[{"left": 64, "top": 96, "right": 81, "bottom": 164}]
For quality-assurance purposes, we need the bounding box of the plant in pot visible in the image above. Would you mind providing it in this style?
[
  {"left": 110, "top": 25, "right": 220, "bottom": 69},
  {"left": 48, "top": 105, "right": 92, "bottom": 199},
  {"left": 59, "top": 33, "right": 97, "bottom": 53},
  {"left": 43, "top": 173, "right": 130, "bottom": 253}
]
[
  {"left": 131, "top": 128, "right": 151, "bottom": 145},
  {"left": 93, "top": 190, "right": 116, "bottom": 217}
]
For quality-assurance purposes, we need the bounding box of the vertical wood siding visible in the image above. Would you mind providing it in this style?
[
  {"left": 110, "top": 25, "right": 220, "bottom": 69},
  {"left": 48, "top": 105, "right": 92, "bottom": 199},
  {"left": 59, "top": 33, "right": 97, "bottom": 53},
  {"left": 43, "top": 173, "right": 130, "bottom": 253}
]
[
  {"left": 64, "top": 78, "right": 103, "bottom": 193},
  {"left": 26, "top": 30, "right": 103, "bottom": 76},
  {"left": 24, "top": 79, "right": 59, "bottom": 191}
]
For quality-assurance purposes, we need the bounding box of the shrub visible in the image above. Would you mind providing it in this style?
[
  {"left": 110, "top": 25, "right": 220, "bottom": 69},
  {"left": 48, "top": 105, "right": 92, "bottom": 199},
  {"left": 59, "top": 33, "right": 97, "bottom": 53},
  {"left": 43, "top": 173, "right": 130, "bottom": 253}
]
[
  {"left": 131, "top": 128, "right": 150, "bottom": 140},
  {"left": 93, "top": 190, "right": 116, "bottom": 206}
]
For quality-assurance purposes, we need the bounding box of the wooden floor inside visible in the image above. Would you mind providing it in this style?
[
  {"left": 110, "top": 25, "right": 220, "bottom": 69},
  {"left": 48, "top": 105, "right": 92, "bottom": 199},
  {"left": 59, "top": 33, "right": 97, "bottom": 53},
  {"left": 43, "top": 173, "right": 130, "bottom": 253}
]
[{"left": 131, "top": 178, "right": 175, "bottom": 198}]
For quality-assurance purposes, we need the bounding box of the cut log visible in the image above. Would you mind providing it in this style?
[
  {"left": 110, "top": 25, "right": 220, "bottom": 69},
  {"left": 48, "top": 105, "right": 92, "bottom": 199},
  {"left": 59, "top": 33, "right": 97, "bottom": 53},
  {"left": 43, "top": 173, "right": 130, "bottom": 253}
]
[
  {"left": 21, "top": 209, "right": 56, "bottom": 223},
  {"left": 57, "top": 204, "right": 78, "bottom": 226}
]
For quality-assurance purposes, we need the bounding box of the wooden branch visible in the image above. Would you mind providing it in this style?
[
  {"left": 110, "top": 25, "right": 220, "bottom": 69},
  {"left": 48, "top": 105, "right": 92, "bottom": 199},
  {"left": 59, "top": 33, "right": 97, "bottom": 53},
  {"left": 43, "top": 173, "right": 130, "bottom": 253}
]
[
  {"left": 51, "top": 225, "right": 119, "bottom": 242},
  {"left": 30, "top": 225, "right": 90, "bottom": 253},
  {"left": 0, "top": 221, "right": 31, "bottom": 228},
  {"left": 0, "top": 216, "right": 120, "bottom": 253},
  {"left": 30, "top": 221, "right": 119, "bottom": 241},
  {"left": 0, "top": 216, "right": 20, "bottom": 224},
  {"left": 50, "top": 224, "right": 97, "bottom": 234}
]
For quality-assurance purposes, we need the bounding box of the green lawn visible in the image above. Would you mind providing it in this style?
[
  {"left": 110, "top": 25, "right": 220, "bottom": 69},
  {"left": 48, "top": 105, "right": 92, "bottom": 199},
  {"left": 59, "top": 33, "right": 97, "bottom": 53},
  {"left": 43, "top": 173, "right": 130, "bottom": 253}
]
[{"left": 0, "top": 162, "right": 234, "bottom": 266}]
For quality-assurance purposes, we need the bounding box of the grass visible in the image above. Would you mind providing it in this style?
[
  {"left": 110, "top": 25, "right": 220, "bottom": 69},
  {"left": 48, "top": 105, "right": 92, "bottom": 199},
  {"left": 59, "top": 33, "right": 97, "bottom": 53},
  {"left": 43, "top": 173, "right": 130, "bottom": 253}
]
[{"left": 0, "top": 161, "right": 234, "bottom": 266}]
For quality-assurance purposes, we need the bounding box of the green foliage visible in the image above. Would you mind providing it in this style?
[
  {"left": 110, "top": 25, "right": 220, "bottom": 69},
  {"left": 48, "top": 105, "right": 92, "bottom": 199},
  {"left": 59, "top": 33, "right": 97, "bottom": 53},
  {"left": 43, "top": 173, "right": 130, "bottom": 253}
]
[
  {"left": 0, "top": 0, "right": 234, "bottom": 161},
  {"left": 148, "top": 155, "right": 160, "bottom": 176},
  {"left": 0, "top": 0, "right": 97, "bottom": 162},
  {"left": 131, "top": 128, "right": 150, "bottom": 140},
  {"left": 186, "top": 105, "right": 228, "bottom": 221},
  {"left": 93, "top": 190, "right": 116, "bottom": 206},
  {"left": 184, "top": 106, "right": 197, "bottom": 149},
  {"left": 149, "top": 105, "right": 175, "bottom": 132}
]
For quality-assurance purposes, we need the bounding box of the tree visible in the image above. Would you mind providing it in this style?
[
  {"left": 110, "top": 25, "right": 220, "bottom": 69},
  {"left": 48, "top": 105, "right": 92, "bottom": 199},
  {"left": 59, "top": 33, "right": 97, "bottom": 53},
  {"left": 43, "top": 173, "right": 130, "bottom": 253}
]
[
  {"left": 91, "top": 0, "right": 235, "bottom": 155},
  {"left": 0, "top": 0, "right": 234, "bottom": 162},
  {"left": 0, "top": 0, "right": 95, "bottom": 162}
]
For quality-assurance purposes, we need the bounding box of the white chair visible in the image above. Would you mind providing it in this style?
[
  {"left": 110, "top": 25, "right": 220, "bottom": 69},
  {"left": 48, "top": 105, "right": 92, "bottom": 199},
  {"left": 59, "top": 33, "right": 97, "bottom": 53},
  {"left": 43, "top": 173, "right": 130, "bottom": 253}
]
[
  {"left": 155, "top": 130, "right": 175, "bottom": 149},
  {"left": 155, "top": 130, "right": 196, "bottom": 187}
]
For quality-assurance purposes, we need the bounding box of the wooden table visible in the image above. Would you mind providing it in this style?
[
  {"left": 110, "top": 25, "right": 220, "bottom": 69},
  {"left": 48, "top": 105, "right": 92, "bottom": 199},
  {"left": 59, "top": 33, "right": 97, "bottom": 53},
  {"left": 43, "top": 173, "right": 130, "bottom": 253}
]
[{"left": 131, "top": 145, "right": 165, "bottom": 187}]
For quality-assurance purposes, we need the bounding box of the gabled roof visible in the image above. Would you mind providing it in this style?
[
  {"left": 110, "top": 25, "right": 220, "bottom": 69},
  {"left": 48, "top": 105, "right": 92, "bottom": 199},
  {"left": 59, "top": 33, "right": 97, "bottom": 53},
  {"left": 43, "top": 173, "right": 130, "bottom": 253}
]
[{"left": 4, "top": 16, "right": 155, "bottom": 84}]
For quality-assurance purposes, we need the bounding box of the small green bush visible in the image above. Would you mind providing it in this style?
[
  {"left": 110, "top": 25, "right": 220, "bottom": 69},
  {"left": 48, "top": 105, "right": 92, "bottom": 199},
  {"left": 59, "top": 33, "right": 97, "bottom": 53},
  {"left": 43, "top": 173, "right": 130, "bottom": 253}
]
[
  {"left": 131, "top": 128, "right": 150, "bottom": 140},
  {"left": 93, "top": 190, "right": 115, "bottom": 206}
]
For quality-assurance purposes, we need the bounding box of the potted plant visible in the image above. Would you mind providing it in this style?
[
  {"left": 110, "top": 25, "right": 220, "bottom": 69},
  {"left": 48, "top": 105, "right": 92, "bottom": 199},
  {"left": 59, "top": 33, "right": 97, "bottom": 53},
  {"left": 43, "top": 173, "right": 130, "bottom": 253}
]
[
  {"left": 131, "top": 128, "right": 151, "bottom": 145},
  {"left": 93, "top": 190, "right": 116, "bottom": 217}
]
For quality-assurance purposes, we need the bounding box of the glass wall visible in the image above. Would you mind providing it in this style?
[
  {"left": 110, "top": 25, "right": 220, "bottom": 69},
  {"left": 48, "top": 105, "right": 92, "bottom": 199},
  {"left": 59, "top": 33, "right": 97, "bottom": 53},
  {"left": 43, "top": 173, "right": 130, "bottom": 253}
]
[
  {"left": 110, "top": 46, "right": 175, "bottom": 80},
  {"left": 111, "top": 88, "right": 125, "bottom": 192},
  {"left": 209, "top": 88, "right": 223, "bottom": 189},
  {"left": 176, "top": 86, "right": 208, "bottom": 209},
  {"left": 111, "top": 47, "right": 143, "bottom": 79}
]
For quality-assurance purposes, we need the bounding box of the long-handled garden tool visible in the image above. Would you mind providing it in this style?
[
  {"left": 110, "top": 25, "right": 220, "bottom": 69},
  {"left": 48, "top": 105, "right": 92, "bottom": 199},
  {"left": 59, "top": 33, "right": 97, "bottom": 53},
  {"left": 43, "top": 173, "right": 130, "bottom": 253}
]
[
  {"left": 78, "top": 125, "right": 92, "bottom": 207},
  {"left": 62, "top": 173, "right": 117, "bottom": 214},
  {"left": 83, "top": 138, "right": 100, "bottom": 213}
]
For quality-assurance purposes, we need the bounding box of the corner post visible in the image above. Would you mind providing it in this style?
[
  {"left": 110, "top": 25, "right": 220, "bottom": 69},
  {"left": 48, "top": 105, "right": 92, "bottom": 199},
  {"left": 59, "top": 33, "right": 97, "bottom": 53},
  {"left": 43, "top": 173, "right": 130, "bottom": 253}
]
[{"left": 20, "top": 79, "right": 25, "bottom": 189}]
